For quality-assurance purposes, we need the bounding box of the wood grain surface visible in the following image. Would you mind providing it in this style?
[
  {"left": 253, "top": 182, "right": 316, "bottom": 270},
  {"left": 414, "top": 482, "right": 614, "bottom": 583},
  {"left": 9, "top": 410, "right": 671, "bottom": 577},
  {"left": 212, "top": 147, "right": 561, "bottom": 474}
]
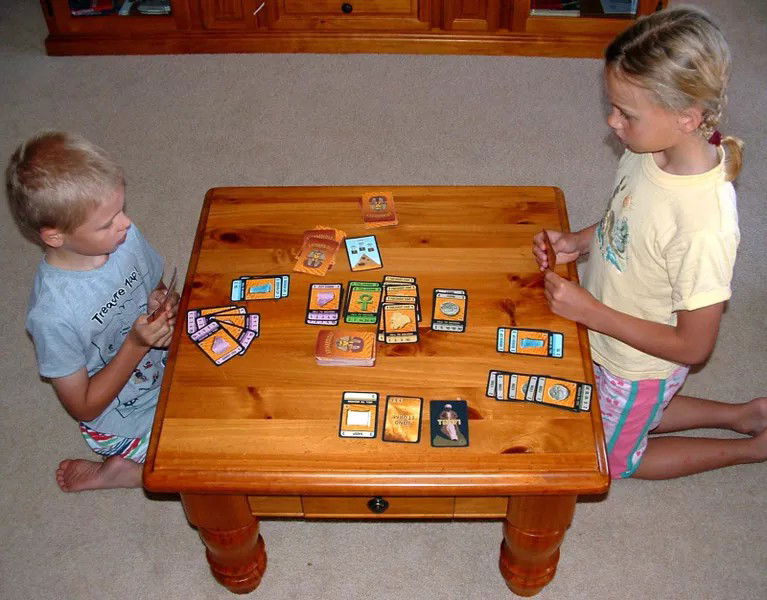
[{"left": 143, "top": 186, "right": 609, "bottom": 496}]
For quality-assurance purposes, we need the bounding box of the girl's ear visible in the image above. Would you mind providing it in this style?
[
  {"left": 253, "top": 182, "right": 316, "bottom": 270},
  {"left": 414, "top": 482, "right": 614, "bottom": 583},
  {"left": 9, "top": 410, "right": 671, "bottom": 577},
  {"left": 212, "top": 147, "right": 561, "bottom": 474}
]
[
  {"left": 678, "top": 105, "right": 705, "bottom": 134},
  {"left": 39, "top": 227, "right": 64, "bottom": 248}
]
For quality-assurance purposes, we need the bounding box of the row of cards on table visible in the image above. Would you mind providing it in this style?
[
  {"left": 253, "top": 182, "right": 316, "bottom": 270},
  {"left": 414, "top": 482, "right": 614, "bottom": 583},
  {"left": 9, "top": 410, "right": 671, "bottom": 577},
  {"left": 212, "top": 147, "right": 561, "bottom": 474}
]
[
  {"left": 340, "top": 394, "right": 470, "bottom": 446},
  {"left": 487, "top": 370, "right": 592, "bottom": 412}
]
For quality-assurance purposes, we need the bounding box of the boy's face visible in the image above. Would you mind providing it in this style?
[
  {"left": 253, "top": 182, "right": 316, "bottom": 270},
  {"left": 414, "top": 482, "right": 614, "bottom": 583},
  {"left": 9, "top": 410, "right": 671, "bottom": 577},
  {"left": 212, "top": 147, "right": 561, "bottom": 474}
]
[
  {"left": 604, "top": 68, "right": 686, "bottom": 154},
  {"left": 59, "top": 186, "right": 132, "bottom": 258}
]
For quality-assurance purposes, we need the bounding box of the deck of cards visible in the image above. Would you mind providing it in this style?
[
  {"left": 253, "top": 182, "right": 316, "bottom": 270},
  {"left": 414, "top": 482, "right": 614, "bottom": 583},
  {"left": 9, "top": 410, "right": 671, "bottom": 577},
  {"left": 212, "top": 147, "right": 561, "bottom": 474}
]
[
  {"left": 294, "top": 226, "right": 345, "bottom": 277},
  {"left": 186, "top": 305, "right": 260, "bottom": 366},
  {"left": 377, "top": 275, "right": 421, "bottom": 343},
  {"left": 487, "top": 370, "right": 592, "bottom": 412},
  {"left": 360, "top": 191, "right": 398, "bottom": 228},
  {"left": 314, "top": 328, "right": 376, "bottom": 366}
]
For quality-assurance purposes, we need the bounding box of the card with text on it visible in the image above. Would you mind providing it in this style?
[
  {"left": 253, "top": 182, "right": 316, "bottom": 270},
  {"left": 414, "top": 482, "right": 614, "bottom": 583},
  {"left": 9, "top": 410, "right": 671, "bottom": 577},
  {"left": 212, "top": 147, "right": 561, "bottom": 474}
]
[
  {"left": 429, "top": 400, "right": 469, "bottom": 447},
  {"left": 343, "top": 281, "right": 382, "bottom": 324},
  {"left": 383, "top": 396, "right": 423, "bottom": 443},
  {"left": 231, "top": 275, "right": 290, "bottom": 301},
  {"left": 431, "top": 288, "right": 468, "bottom": 333},
  {"left": 496, "top": 327, "right": 564, "bottom": 358},
  {"left": 338, "top": 391, "right": 379, "bottom": 438},
  {"left": 294, "top": 234, "right": 341, "bottom": 277},
  {"left": 344, "top": 235, "right": 383, "bottom": 272},
  {"left": 382, "top": 303, "right": 418, "bottom": 344},
  {"left": 533, "top": 375, "right": 592, "bottom": 412},
  {"left": 361, "top": 191, "right": 398, "bottom": 228},
  {"left": 306, "top": 283, "right": 343, "bottom": 326}
]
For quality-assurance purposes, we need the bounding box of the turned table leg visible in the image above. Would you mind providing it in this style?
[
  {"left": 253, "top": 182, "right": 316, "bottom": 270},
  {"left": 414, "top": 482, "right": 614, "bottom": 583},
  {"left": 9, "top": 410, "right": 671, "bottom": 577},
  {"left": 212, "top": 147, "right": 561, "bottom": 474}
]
[
  {"left": 499, "top": 495, "right": 577, "bottom": 597},
  {"left": 181, "top": 493, "right": 267, "bottom": 594}
]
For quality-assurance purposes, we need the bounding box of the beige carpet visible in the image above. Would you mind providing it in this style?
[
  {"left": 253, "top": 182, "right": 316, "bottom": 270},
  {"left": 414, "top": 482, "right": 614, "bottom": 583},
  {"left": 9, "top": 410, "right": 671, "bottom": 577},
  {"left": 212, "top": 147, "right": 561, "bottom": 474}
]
[{"left": 0, "top": 1, "right": 765, "bottom": 599}]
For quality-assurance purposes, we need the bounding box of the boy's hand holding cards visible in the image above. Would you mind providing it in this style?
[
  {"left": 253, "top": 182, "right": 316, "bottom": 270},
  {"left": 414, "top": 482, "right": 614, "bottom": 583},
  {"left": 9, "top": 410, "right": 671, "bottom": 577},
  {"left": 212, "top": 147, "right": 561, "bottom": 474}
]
[
  {"left": 148, "top": 267, "right": 178, "bottom": 322},
  {"left": 360, "top": 191, "right": 398, "bottom": 228},
  {"left": 496, "top": 327, "right": 563, "bottom": 358}
]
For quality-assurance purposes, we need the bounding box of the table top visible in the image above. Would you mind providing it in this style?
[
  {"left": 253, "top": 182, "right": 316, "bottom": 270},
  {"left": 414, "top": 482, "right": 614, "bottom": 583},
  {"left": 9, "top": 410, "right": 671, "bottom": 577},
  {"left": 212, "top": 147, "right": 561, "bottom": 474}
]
[{"left": 143, "top": 186, "right": 609, "bottom": 497}]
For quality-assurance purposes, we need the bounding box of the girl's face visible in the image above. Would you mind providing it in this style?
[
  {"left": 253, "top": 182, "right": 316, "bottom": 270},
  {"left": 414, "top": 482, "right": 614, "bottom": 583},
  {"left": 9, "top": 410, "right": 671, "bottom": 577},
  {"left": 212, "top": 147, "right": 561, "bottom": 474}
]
[{"left": 604, "top": 67, "right": 685, "bottom": 154}]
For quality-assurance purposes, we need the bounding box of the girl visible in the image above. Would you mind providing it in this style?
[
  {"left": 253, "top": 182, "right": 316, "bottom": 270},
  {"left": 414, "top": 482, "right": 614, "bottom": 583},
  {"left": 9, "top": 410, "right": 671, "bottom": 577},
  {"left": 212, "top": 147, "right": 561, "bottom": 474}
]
[{"left": 532, "top": 6, "right": 767, "bottom": 480}]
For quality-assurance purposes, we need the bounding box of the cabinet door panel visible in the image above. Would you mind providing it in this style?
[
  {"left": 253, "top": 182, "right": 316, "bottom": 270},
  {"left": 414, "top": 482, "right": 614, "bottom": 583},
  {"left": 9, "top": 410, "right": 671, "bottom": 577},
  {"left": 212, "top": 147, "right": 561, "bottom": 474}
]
[
  {"left": 201, "top": 0, "right": 261, "bottom": 29},
  {"left": 443, "top": 0, "right": 500, "bottom": 31}
]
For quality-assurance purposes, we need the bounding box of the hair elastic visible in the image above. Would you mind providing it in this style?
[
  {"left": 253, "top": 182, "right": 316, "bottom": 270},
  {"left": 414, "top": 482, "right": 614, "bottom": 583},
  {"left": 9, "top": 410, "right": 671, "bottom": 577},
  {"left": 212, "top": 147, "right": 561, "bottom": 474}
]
[{"left": 708, "top": 130, "right": 722, "bottom": 146}]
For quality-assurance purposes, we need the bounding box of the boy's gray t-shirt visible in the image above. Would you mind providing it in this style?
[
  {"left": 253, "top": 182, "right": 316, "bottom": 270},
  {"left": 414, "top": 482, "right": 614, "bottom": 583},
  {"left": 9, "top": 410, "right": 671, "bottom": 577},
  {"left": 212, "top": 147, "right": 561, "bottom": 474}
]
[{"left": 26, "top": 226, "right": 165, "bottom": 438}]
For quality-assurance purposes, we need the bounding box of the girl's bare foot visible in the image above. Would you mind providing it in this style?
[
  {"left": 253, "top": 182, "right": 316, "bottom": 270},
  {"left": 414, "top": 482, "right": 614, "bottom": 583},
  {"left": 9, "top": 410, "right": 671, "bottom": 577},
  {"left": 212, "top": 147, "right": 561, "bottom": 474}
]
[
  {"left": 56, "top": 456, "right": 142, "bottom": 492},
  {"left": 733, "top": 397, "right": 767, "bottom": 436}
]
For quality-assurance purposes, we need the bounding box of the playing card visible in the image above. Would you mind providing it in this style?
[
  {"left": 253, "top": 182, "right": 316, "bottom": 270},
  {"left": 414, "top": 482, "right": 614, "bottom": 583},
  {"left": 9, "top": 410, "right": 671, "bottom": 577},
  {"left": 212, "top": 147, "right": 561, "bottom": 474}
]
[
  {"left": 429, "top": 400, "right": 469, "bottom": 447},
  {"left": 382, "top": 303, "right": 418, "bottom": 344},
  {"left": 192, "top": 321, "right": 243, "bottom": 365},
  {"left": 148, "top": 267, "right": 178, "bottom": 323},
  {"left": 496, "top": 327, "right": 564, "bottom": 358},
  {"left": 431, "top": 289, "right": 467, "bottom": 333},
  {"left": 542, "top": 229, "right": 557, "bottom": 270},
  {"left": 360, "top": 191, "right": 398, "bottom": 228},
  {"left": 344, "top": 281, "right": 382, "bottom": 324},
  {"left": 382, "top": 396, "right": 423, "bottom": 443},
  {"left": 294, "top": 235, "right": 341, "bottom": 276},
  {"left": 339, "top": 392, "right": 379, "bottom": 438},
  {"left": 306, "top": 283, "right": 343, "bottom": 326},
  {"left": 344, "top": 235, "right": 383, "bottom": 272}
]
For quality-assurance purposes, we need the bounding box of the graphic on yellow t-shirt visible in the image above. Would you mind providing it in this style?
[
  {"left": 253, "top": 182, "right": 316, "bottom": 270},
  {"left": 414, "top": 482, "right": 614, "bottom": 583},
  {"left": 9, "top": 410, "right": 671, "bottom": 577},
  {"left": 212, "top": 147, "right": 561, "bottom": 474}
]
[{"left": 596, "top": 175, "right": 630, "bottom": 273}]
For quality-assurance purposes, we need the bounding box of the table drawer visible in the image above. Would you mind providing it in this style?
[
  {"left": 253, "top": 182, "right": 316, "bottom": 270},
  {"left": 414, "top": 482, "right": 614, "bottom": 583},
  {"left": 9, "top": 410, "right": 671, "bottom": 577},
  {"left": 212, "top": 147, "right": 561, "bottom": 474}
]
[
  {"left": 284, "top": 0, "right": 415, "bottom": 16},
  {"left": 303, "top": 496, "right": 454, "bottom": 518}
]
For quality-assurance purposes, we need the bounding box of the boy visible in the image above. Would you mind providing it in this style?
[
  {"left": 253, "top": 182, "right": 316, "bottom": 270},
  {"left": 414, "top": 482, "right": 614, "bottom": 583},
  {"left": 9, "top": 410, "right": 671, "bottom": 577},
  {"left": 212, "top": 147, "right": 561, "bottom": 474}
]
[{"left": 6, "top": 131, "right": 178, "bottom": 492}]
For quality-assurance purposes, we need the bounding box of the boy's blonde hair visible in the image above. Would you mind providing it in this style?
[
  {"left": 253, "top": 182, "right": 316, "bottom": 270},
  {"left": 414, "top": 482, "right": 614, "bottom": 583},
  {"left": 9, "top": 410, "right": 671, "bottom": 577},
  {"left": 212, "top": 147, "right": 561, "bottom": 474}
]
[
  {"left": 6, "top": 131, "right": 125, "bottom": 246},
  {"left": 605, "top": 5, "right": 743, "bottom": 181}
]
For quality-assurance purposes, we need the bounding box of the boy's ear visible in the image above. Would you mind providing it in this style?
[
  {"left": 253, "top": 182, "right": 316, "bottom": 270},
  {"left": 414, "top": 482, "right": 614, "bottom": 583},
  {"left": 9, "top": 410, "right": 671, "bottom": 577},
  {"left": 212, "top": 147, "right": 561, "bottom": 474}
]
[
  {"left": 39, "top": 227, "right": 64, "bottom": 248},
  {"left": 678, "top": 105, "right": 705, "bottom": 134}
]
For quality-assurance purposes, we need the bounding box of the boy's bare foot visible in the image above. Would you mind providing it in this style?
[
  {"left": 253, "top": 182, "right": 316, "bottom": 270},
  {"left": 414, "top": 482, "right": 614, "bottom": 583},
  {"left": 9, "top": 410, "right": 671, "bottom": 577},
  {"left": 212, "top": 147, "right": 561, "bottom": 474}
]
[
  {"left": 734, "top": 397, "right": 767, "bottom": 436},
  {"left": 56, "top": 456, "right": 142, "bottom": 492}
]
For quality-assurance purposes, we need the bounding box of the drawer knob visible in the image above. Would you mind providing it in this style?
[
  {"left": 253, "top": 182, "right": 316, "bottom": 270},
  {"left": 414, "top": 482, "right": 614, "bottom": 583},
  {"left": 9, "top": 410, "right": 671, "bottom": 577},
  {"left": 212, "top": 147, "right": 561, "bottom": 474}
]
[
  {"left": 341, "top": 3, "right": 353, "bottom": 14},
  {"left": 367, "top": 496, "right": 389, "bottom": 513}
]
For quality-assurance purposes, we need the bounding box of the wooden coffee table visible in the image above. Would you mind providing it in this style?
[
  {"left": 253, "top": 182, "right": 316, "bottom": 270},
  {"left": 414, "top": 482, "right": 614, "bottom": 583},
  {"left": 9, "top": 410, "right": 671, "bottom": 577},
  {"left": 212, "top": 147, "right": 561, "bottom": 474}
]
[{"left": 143, "top": 186, "right": 609, "bottom": 597}]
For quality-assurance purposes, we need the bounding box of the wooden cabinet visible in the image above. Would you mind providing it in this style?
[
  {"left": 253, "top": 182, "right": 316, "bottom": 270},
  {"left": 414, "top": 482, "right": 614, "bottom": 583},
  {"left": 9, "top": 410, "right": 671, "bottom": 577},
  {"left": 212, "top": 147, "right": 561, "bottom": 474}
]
[{"left": 40, "top": 0, "right": 667, "bottom": 57}]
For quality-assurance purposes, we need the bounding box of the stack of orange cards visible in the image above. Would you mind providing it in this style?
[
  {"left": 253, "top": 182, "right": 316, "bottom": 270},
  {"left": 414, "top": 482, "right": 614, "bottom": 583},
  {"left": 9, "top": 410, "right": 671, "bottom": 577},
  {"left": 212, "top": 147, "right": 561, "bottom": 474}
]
[
  {"left": 186, "top": 305, "right": 260, "bottom": 366},
  {"left": 293, "top": 226, "right": 346, "bottom": 276},
  {"left": 361, "top": 191, "right": 398, "bottom": 228},
  {"left": 314, "top": 328, "right": 376, "bottom": 366}
]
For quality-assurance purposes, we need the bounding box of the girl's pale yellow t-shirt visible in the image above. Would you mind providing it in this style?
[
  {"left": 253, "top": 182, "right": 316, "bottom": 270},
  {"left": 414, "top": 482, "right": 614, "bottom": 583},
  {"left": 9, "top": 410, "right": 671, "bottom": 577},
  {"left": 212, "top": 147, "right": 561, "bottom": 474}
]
[{"left": 581, "top": 148, "right": 739, "bottom": 381}]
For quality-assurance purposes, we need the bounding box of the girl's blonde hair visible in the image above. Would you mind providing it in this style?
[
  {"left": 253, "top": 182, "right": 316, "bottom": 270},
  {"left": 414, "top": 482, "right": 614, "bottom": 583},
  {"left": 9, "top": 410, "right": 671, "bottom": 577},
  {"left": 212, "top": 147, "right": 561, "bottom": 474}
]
[
  {"left": 5, "top": 131, "right": 125, "bottom": 246},
  {"left": 605, "top": 5, "right": 743, "bottom": 181}
]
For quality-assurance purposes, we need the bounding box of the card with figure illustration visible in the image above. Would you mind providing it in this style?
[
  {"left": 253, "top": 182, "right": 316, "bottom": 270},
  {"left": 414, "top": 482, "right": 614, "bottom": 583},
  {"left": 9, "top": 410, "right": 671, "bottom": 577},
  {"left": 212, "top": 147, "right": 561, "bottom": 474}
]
[
  {"left": 383, "top": 396, "right": 423, "bottom": 443},
  {"left": 361, "top": 191, "right": 398, "bottom": 228},
  {"left": 429, "top": 400, "right": 469, "bottom": 447}
]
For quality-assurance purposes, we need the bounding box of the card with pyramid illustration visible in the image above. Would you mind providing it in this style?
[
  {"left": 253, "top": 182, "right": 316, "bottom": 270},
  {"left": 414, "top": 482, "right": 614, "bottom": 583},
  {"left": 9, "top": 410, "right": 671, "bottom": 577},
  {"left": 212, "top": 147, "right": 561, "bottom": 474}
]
[{"left": 344, "top": 235, "right": 383, "bottom": 272}]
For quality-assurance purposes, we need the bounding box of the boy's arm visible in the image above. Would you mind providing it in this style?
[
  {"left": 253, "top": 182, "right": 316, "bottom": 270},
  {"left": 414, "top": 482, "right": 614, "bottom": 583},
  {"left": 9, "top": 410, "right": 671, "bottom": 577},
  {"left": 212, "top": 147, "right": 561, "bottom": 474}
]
[
  {"left": 51, "top": 314, "right": 172, "bottom": 423},
  {"left": 544, "top": 272, "right": 724, "bottom": 365}
]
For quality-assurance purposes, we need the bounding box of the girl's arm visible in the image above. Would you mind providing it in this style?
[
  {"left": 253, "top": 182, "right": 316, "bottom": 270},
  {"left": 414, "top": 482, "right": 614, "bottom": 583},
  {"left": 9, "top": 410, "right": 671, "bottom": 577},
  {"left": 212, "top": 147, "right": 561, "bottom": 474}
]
[
  {"left": 532, "top": 223, "right": 597, "bottom": 270},
  {"left": 544, "top": 272, "right": 723, "bottom": 365}
]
